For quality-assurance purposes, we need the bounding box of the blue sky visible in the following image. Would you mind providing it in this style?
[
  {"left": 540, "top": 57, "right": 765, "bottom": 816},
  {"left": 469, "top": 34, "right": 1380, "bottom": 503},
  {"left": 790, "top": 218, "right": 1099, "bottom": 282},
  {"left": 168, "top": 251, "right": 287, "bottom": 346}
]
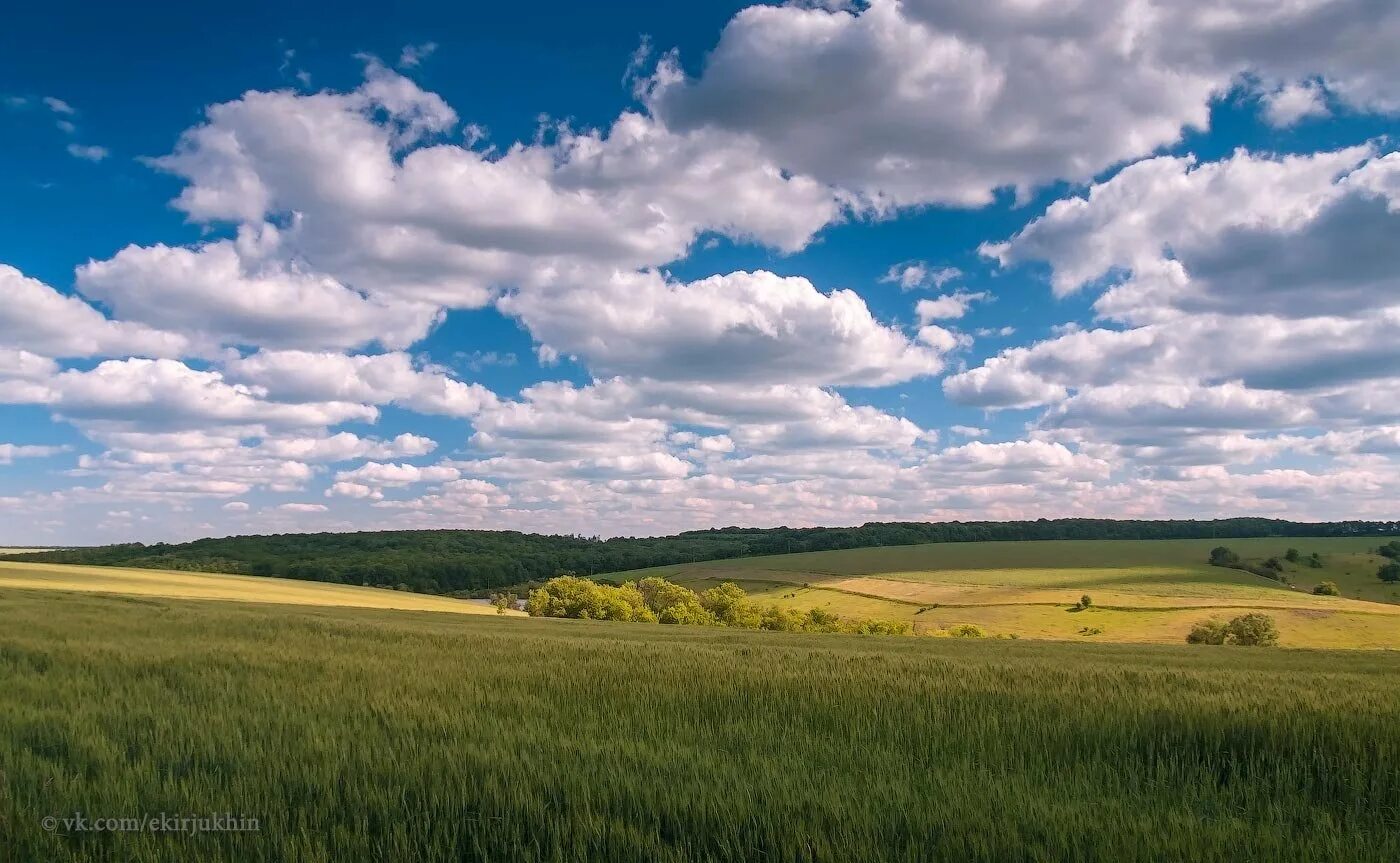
[{"left": 2, "top": 0, "right": 1398, "bottom": 544}]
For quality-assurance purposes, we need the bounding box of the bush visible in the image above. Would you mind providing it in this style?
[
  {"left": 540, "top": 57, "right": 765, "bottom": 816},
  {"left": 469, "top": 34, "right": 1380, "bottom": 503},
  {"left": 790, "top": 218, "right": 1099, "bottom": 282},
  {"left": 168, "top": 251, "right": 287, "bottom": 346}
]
[
  {"left": 1285, "top": 548, "right": 1300, "bottom": 563},
  {"left": 1076, "top": 594, "right": 1093, "bottom": 610},
  {"left": 1312, "top": 581, "right": 1340, "bottom": 596},
  {"left": 943, "top": 624, "right": 987, "bottom": 639},
  {"left": 1226, "top": 613, "right": 1280, "bottom": 647},
  {"left": 1209, "top": 546, "right": 1240, "bottom": 567},
  {"left": 1263, "top": 557, "right": 1284, "bottom": 572},
  {"left": 1379, "top": 562, "right": 1400, "bottom": 584},
  {"left": 1187, "top": 618, "right": 1229, "bottom": 645},
  {"left": 1307, "top": 553, "right": 1324, "bottom": 569},
  {"left": 1378, "top": 541, "right": 1400, "bottom": 560}
]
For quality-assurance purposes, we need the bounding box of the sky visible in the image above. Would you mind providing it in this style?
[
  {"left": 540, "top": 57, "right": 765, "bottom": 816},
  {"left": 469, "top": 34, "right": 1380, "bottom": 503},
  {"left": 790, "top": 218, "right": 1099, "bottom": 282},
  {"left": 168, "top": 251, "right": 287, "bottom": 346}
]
[{"left": 2, "top": 0, "right": 1399, "bottom": 545}]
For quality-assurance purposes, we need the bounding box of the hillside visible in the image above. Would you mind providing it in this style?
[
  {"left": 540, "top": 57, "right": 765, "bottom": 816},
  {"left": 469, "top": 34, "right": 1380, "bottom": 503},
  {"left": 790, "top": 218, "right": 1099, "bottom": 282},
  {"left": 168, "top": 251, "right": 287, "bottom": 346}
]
[
  {"left": 5, "top": 518, "right": 1396, "bottom": 594},
  {"left": 625, "top": 537, "right": 1400, "bottom": 649},
  {"left": 4, "top": 588, "right": 1399, "bottom": 862},
  {"left": 0, "top": 560, "right": 506, "bottom": 615}
]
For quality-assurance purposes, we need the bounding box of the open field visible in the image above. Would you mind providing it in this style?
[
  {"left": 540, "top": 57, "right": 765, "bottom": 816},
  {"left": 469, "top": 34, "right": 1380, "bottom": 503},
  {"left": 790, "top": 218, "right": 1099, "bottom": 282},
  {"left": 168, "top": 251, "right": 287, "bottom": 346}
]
[
  {"left": 3, "top": 587, "right": 1399, "bottom": 862},
  {"left": 627, "top": 537, "right": 1400, "bottom": 648},
  {"left": 0, "top": 560, "right": 510, "bottom": 616},
  {"left": 0, "top": 548, "right": 53, "bottom": 554}
]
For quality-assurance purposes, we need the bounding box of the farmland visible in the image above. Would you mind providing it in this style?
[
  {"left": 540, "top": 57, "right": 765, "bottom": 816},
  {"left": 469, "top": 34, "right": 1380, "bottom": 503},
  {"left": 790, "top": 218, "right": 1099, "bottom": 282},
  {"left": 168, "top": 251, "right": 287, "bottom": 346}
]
[
  {"left": 3, "top": 587, "right": 1399, "bottom": 862},
  {"left": 0, "top": 560, "right": 507, "bottom": 616},
  {"left": 627, "top": 537, "right": 1400, "bottom": 648}
]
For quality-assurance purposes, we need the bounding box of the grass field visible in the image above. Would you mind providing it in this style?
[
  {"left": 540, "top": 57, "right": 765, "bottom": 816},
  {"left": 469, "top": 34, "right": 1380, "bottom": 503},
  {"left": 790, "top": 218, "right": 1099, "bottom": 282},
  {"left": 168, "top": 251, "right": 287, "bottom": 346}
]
[
  {"left": 627, "top": 538, "right": 1400, "bottom": 648},
  {"left": 3, "top": 587, "right": 1399, "bottom": 862},
  {"left": 0, "top": 560, "right": 509, "bottom": 616}
]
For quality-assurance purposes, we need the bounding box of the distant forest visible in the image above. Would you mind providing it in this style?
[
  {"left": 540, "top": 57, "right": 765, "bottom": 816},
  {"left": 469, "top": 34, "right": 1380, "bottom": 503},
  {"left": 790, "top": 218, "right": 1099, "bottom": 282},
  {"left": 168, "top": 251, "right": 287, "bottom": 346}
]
[{"left": 7, "top": 518, "right": 1397, "bottom": 596}]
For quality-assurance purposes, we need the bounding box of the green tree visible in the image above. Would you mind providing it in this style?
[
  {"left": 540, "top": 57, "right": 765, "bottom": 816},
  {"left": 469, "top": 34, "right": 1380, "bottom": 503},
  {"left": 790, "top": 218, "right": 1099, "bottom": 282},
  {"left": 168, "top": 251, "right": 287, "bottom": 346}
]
[
  {"left": 1226, "top": 613, "right": 1280, "bottom": 647},
  {"left": 1284, "top": 548, "right": 1300, "bottom": 563},
  {"left": 491, "top": 591, "right": 518, "bottom": 614},
  {"left": 1186, "top": 618, "right": 1229, "bottom": 645},
  {"left": 1379, "top": 562, "right": 1400, "bottom": 584},
  {"left": 1076, "top": 594, "right": 1093, "bottom": 610},
  {"left": 1209, "top": 546, "right": 1240, "bottom": 566},
  {"left": 699, "top": 581, "right": 761, "bottom": 628},
  {"left": 1312, "top": 581, "right": 1340, "bottom": 596}
]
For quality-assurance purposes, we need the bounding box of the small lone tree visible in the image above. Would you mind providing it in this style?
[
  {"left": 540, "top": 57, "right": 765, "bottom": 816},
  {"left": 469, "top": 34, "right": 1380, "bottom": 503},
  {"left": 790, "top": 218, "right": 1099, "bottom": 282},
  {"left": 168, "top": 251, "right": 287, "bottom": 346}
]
[
  {"left": 1284, "top": 548, "right": 1300, "bottom": 563},
  {"left": 1307, "top": 552, "right": 1324, "bottom": 569},
  {"left": 1312, "top": 581, "right": 1340, "bottom": 596},
  {"left": 1076, "top": 594, "right": 1093, "bottom": 610},
  {"left": 1379, "top": 562, "right": 1400, "bottom": 584},
  {"left": 1263, "top": 557, "right": 1283, "bottom": 572}
]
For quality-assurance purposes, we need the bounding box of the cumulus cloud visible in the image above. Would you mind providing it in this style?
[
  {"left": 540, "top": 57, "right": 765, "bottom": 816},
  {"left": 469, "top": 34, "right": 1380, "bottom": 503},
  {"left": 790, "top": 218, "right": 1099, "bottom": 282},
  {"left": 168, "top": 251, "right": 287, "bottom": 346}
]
[
  {"left": 223, "top": 351, "right": 494, "bottom": 417},
  {"left": 0, "top": 264, "right": 188, "bottom": 359},
  {"left": 916, "top": 291, "right": 988, "bottom": 321},
  {"left": 880, "top": 262, "right": 960, "bottom": 291},
  {"left": 77, "top": 228, "right": 443, "bottom": 351},
  {"left": 648, "top": 0, "right": 1400, "bottom": 208},
  {"left": 499, "top": 269, "right": 947, "bottom": 386}
]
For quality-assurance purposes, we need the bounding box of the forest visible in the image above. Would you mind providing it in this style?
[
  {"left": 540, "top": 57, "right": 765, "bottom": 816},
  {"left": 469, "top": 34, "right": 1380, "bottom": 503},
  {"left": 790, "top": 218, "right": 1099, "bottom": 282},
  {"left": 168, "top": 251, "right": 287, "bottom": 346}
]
[{"left": 5, "top": 518, "right": 1396, "bottom": 595}]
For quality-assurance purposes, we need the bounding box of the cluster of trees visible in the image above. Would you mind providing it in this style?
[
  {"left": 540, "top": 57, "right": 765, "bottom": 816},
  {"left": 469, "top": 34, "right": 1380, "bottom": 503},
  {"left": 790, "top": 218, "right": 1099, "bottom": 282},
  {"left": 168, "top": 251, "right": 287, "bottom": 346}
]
[
  {"left": 522, "top": 575, "right": 911, "bottom": 635},
  {"left": 7, "top": 519, "right": 1395, "bottom": 597},
  {"left": 1208, "top": 546, "right": 1292, "bottom": 583},
  {"left": 1187, "top": 613, "right": 1280, "bottom": 646}
]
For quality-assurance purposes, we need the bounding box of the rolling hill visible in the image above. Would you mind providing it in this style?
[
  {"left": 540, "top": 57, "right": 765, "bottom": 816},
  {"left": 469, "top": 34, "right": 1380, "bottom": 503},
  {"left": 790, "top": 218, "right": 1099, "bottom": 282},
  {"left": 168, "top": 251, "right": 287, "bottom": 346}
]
[
  {"left": 622, "top": 537, "right": 1400, "bottom": 648},
  {"left": 0, "top": 560, "right": 508, "bottom": 615}
]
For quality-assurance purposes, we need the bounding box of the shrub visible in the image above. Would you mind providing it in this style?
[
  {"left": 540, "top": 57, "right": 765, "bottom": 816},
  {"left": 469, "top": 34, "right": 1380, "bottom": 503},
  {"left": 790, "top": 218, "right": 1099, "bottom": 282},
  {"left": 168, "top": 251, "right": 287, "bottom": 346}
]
[
  {"left": 1079, "top": 626, "right": 1104, "bottom": 636},
  {"left": 1187, "top": 618, "right": 1229, "bottom": 645},
  {"left": 490, "top": 591, "right": 518, "bottom": 614},
  {"left": 1209, "top": 546, "right": 1240, "bottom": 567},
  {"left": 1307, "top": 553, "right": 1324, "bottom": 569},
  {"left": 944, "top": 624, "right": 987, "bottom": 639},
  {"left": 1226, "top": 613, "right": 1280, "bottom": 647},
  {"left": 1076, "top": 594, "right": 1093, "bottom": 610},
  {"left": 1285, "top": 548, "right": 1300, "bottom": 563},
  {"left": 1312, "top": 581, "right": 1340, "bottom": 596},
  {"left": 1379, "top": 562, "right": 1400, "bottom": 584},
  {"left": 1263, "top": 557, "right": 1283, "bottom": 572},
  {"left": 1378, "top": 541, "right": 1400, "bottom": 560}
]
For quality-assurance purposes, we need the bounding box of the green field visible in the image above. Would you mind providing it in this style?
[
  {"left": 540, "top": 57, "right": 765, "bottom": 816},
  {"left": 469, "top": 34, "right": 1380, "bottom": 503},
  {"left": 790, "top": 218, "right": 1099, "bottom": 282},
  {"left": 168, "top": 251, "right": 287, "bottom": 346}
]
[
  {"left": 626, "top": 538, "right": 1400, "bottom": 648},
  {"left": 0, "top": 560, "right": 509, "bottom": 616},
  {"left": 3, "top": 587, "right": 1399, "bottom": 862}
]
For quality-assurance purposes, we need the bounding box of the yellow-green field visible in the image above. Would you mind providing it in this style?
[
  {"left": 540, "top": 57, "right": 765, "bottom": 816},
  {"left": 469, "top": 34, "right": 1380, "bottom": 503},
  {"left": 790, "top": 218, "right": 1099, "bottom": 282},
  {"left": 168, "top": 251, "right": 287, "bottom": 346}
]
[
  {"left": 0, "top": 560, "right": 513, "bottom": 616},
  {"left": 624, "top": 537, "right": 1400, "bottom": 648}
]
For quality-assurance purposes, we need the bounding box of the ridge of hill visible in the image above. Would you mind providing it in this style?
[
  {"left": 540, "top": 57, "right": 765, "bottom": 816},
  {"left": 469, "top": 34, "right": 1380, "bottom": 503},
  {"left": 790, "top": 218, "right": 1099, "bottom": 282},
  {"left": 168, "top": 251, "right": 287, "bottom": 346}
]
[{"left": 3, "top": 518, "right": 1396, "bottom": 595}]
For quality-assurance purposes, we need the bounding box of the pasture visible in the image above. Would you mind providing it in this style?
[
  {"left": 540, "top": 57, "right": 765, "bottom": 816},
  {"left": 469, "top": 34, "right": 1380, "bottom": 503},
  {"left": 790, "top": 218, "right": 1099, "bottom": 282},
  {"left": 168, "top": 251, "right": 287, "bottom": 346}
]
[
  {"left": 3, "top": 587, "right": 1399, "bottom": 862},
  {"left": 0, "top": 560, "right": 508, "bottom": 616},
  {"left": 630, "top": 537, "right": 1400, "bottom": 648}
]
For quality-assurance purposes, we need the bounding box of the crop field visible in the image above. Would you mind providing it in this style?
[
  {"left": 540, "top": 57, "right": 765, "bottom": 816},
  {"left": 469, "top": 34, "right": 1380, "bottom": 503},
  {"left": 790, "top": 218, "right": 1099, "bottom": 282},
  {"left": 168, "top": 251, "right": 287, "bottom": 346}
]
[
  {"left": 629, "top": 537, "right": 1400, "bottom": 648},
  {"left": 0, "top": 560, "right": 508, "bottom": 616},
  {"left": 3, "top": 587, "right": 1399, "bottom": 862}
]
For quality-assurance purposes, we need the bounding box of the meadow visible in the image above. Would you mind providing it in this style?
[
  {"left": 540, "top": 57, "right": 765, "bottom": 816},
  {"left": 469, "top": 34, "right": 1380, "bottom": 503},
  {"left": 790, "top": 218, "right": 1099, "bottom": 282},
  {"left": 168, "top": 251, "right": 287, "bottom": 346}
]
[
  {"left": 3, "top": 586, "right": 1399, "bottom": 862},
  {"left": 632, "top": 537, "right": 1400, "bottom": 648},
  {"left": 0, "top": 560, "right": 506, "bottom": 616}
]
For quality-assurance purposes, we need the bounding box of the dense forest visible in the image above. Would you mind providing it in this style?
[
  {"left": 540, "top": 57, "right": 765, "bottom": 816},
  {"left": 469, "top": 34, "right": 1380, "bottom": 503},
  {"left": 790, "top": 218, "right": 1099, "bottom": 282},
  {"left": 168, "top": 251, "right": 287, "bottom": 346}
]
[{"left": 6, "top": 518, "right": 1396, "bottom": 595}]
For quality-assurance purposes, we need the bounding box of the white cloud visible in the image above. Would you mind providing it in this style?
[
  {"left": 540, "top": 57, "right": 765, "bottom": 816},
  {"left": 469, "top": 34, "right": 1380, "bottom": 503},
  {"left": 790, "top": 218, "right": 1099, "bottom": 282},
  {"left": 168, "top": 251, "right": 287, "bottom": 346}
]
[
  {"left": 500, "top": 269, "right": 947, "bottom": 386},
  {"left": 647, "top": 0, "right": 1400, "bottom": 209},
  {"left": 66, "top": 144, "right": 108, "bottom": 162},
  {"left": 0, "top": 443, "right": 67, "bottom": 465},
  {"left": 398, "top": 42, "right": 438, "bottom": 69},
  {"left": 0, "top": 264, "right": 188, "bottom": 359},
  {"left": 224, "top": 351, "right": 494, "bottom": 418},
  {"left": 43, "top": 97, "right": 75, "bottom": 115},
  {"left": 1261, "top": 80, "right": 1330, "bottom": 127},
  {"left": 275, "top": 502, "right": 327, "bottom": 513},
  {"left": 880, "top": 262, "right": 960, "bottom": 291},
  {"left": 916, "top": 291, "right": 988, "bottom": 322},
  {"left": 77, "top": 228, "right": 443, "bottom": 351}
]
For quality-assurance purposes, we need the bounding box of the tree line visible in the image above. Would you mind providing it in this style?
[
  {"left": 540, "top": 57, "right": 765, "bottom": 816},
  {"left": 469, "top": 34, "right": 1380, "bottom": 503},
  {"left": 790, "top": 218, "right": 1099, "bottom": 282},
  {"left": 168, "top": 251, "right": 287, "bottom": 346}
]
[{"left": 5, "top": 518, "right": 1396, "bottom": 596}]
